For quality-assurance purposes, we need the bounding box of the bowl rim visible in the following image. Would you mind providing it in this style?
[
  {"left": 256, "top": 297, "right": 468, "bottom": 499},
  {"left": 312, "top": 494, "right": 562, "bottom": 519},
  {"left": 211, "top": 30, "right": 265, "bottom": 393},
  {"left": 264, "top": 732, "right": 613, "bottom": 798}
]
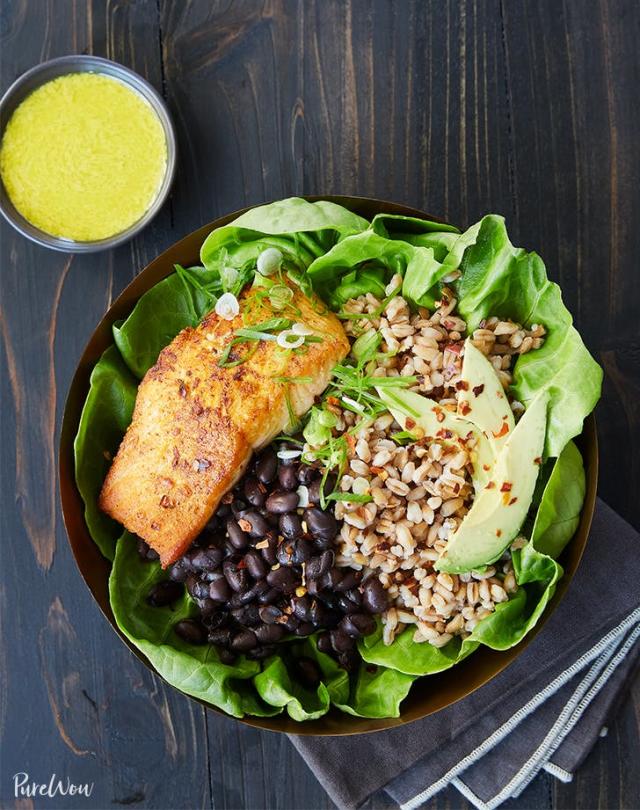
[
  {"left": 0, "top": 54, "right": 177, "bottom": 253},
  {"left": 58, "top": 195, "right": 599, "bottom": 735}
]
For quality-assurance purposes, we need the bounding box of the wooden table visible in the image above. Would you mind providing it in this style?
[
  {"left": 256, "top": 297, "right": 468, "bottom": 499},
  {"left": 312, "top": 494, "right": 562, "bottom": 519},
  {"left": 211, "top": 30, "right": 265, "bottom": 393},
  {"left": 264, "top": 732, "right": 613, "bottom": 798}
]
[{"left": 1, "top": 1, "right": 638, "bottom": 807}]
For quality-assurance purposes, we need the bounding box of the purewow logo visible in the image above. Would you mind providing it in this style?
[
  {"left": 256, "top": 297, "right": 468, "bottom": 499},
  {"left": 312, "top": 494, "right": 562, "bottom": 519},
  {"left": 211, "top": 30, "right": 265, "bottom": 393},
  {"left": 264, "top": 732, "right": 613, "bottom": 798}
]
[{"left": 13, "top": 772, "right": 94, "bottom": 799}]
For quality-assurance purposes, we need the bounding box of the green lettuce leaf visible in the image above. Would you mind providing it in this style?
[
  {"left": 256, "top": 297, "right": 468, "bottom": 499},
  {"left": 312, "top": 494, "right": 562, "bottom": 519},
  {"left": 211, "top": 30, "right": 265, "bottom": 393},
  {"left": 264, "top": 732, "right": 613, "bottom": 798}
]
[
  {"left": 113, "top": 266, "right": 220, "bottom": 378},
  {"left": 307, "top": 231, "right": 449, "bottom": 309},
  {"left": 200, "top": 198, "right": 369, "bottom": 291},
  {"left": 254, "top": 655, "right": 331, "bottom": 721},
  {"left": 361, "top": 541, "right": 562, "bottom": 675},
  {"left": 333, "top": 661, "right": 416, "bottom": 718},
  {"left": 456, "top": 215, "right": 602, "bottom": 457},
  {"left": 109, "top": 533, "right": 280, "bottom": 718},
  {"left": 531, "top": 440, "right": 586, "bottom": 558},
  {"left": 73, "top": 346, "right": 137, "bottom": 560}
]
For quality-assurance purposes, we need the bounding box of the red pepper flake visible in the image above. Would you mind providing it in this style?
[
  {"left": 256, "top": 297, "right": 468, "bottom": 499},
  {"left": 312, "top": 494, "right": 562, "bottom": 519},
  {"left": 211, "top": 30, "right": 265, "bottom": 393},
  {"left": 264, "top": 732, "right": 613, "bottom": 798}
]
[
  {"left": 493, "top": 423, "right": 509, "bottom": 438},
  {"left": 238, "top": 518, "right": 252, "bottom": 533},
  {"left": 534, "top": 456, "right": 542, "bottom": 465},
  {"left": 482, "top": 464, "right": 491, "bottom": 471},
  {"left": 485, "top": 481, "right": 496, "bottom": 489},
  {"left": 327, "top": 396, "right": 340, "bottom": 407},
  {"left": 509, "top": 497, "right": 518, "bottom": 506},
  {"left": 150, "top": 522, "right": 160, "bottom": 531},
  {"left": 237, "top": 559, "right": 247, "bottom": 569},
  {"left": 472, "top": 384, "right": 485, "bottom": 396},
  {"left": 406, "top": 417, "right": 416, "bottom": 429},
  {"left": 496, "top": 529, "right": 502, "bottom": 537},
  {"left": 192, "top": 400, "right": 204, "bottom": 416},
  {"left": 178, "top": 381, "right": 188, "bottom": 398},
  {"left": 460, "top": 401, "right": 472, "bottom": 416},
  {"left": 159, "top": 495, "right": 175, "bottom": 509},
  {"left": 500, "top": 482, "right": 513, "bottom": 492},
  {"left": 455, "top": 380, "right": 470, "bottom": 391},
  {"left": 453, "top": 482, "right": 461, "bottom": 494},
  {"left": 346, "top": 434, "right": 356, "bottom": 451},
  {"left": 222, "top": 492, "right": 234, "bottom": 504},
  {"left": 172, "top": 447, "right": 180, "bottom": 468},
  {"left": 447, "top": 342, "right": 463, "bottom": 355}
]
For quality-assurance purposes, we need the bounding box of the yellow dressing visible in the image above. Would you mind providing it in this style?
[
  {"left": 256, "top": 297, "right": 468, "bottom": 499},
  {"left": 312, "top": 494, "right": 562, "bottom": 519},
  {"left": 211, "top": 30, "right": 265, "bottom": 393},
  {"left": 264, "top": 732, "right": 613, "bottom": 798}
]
[{"left": 0, "top": 72, "right": 167, "bottom": 241}]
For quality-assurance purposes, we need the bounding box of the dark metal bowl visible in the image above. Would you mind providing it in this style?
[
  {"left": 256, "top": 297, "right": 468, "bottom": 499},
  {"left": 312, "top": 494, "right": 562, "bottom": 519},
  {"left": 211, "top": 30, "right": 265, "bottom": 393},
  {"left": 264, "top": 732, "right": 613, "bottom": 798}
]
[
  {"left": 59, "top": 196, "right": 598, "bottom": 734},
  {"left": 0, "top": 55, "right": 176, "bottom": 252}
]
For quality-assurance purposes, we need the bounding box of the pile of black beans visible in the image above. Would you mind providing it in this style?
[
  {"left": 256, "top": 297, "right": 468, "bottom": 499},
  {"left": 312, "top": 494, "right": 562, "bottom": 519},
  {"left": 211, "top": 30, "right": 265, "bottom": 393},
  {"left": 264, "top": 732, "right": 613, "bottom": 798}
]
[{"left": 141, "top": 444, "right": 388, "bottom": 670}]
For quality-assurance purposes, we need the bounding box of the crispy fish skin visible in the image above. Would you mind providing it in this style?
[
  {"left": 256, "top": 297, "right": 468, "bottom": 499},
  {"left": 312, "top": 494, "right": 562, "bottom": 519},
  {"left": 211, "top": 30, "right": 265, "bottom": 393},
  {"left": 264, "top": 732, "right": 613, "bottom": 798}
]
[{"left": 99, "top": 284, "right": 348, "bottom": 566}]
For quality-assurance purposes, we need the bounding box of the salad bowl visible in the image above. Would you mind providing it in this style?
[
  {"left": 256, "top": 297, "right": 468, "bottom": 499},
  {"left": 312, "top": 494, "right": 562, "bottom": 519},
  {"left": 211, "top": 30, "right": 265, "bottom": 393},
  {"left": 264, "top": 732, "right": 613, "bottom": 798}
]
[{"left": 59, "top": 196, "right": 598, "bottom": 734}]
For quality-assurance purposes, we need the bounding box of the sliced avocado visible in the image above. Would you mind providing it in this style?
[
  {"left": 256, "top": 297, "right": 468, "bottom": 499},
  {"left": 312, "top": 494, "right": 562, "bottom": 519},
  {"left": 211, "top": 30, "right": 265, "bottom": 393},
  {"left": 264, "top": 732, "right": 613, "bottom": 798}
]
[
  {"left": 457, "top": 338, "right": 515, "bottom": 452},
  {"left": 435, "top": 392, "right": 548, "bottom": 574},
  {"left": 376, "top": 387, "right": 495, "bottom": 492}
]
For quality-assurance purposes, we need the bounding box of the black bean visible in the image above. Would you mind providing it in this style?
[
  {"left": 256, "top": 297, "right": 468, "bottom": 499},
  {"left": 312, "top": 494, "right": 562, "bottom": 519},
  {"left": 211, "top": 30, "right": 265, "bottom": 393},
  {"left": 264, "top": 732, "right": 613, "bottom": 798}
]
[
  {"left": 168, "top": 560, "right": 189, "bottom": 582},
  {"left": 243, "top": 477, "right": 266, "bottom": 507},
  {"left": 174, "top": 619, "right": 207, "bottom": 645},
  {"left": 231, "top": 604, "right": 260, "bottom": 626},
  {"left": 296, "top": 657, "right": 321, "bottom": 688},
  {"left": 308, "top": 474, "right": 336, "bottom": 504},
  {"left": 341, "top": 613, "right": 376, "bottom": 638},
  {"left": 259, "top": 604, "right": 283, "bottom": 624},
  {"left": 244, "top": 550, "right": 268, "bottom": 580},
  {"left": 195, "top": 597, "right": 218, "bottom": 618},
  {"left": 266, "top": 512, "right": 280, "bottom": 528},
  {"left": 208, "top": 575, "right": 232, "bottom": 602},
  {"left": 362, "top": 577, "right": 388, "bottom": 613},
  {"left": 190, "top": 546, "right": 223, "bottom": 572},
  {"left": 226, "top": 519, "right": 249, "bottom": 550},
  {"left": 309, "top": 598, "right": 329, "bottom": 627},
  {"left": 330, "top": 628, "right": 355, "bottom": 653},
  {"left": 306, "top": 578, "right": 322, "bottom": 596},
  {"left": 306, "top": 550, "right": 334, "bottom": 580},
  {"left": 216, "top": 502, "right": 231, "bottom": 519},
  {"left": 266, "top": 566, "right": 299, "bottom": 593},
  {"left": 218, "top": 649, "right": 236, "bottom": 665},
  {"left": 239, "top": 510, "right": 270, "bottom": 538},
  {"left": 345, "top": 588, "right": 363, "bottom": 607},
  {"left": 255, "top": 448, "right": 277, "bottom": 484},
  {"left": 322, "top": 568, "right": 344, "bottom": 590},
  {"left": 260, "top": 531, "right": 279, "bottom": 566},
  {"left": 230, "top": 498, "right": 248, "bottom": 518},
  {"left": 195, "top": 526, "right": 221, "bottom": 547},
  {"left": 334, "top": 569, "right": 362, "bottom": 592},
  {"left": 185, "top": 576, "right": 209, "bottom": 601},
  {"left": 222, "top": 560, "right": 249, "bottom": 593},
  {"left": 258, "top": 587, "right": 280, "bottom": 605},
  {"left": 304, "top": 507, "right": 337, "bottom": 541},
  {"left": 291, "top": 594, "right": 312, "bottom": 621},
  {"left": 278, "top": 463, "right": 299, "bottom": 491},
  {"left": 265, "top": 490, "right": 299, "bottom": 514},
  {"left": 338, "top": 649, "right": 360, "bottom": 672},
  {"left": 231, "top": 629, "right": 257, "bottom": 652},
  {"left": 276, "top": 540, "right": 296, "bottom": 567},
  {"left": 137, "top": 537, "right": 160, "bottom": 561},
  {"left": 254, "top": 623, "right": 285, "bottom": 644},
  {"left": 246, "top": 644, "right": 278, "bottom": 660},
  {"left": 208, "top": 627, "right": 232, "bottom": 647},
  {"left": 338, "top": 595, "right": 360, "bottom": 615},
  {"left": 297, "top": 464, "right": 317, "bottom": 485},
  {"left": 283, "top": 614, "right": 300, "bottom": 632},
  {"left": 316, "top": 632, "right": 333, "bottom": 654},
  {"left": 295, "top": 622, "right": 314, "bottom": 637},
  {"left": 279, "top": 513, "right": 303, "bottom": 539},
  {"left": 203, "top": 609, "right": 228, "bottom": 629}
]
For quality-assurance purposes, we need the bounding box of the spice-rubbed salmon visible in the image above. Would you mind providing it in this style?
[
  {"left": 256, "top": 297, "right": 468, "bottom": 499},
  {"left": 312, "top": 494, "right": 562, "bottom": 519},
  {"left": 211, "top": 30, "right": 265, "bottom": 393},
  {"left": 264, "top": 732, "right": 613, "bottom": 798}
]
[{"left": 99, "top": 283, "right": 349, "bottom": 567}]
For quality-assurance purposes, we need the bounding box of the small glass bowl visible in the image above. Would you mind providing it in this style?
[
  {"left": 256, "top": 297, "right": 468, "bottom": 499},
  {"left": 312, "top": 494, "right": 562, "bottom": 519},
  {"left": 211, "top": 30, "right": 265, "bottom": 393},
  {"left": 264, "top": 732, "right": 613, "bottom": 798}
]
[{"left": 0, "top": 54, "right": 177, "bottom": 253}]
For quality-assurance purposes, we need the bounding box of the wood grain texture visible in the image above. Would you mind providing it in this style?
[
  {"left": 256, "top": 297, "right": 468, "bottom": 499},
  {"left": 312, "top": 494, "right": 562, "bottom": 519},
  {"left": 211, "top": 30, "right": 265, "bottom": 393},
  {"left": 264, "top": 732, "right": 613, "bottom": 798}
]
[{"left": 1, "top": 0, "right": 638, "bottom": 807}]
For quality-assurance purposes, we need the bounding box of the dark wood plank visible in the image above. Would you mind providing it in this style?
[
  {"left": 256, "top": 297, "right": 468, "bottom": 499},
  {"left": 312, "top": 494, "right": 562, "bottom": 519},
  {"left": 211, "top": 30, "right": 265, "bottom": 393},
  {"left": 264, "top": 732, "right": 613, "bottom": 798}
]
[
  {"left": 1, "top": 0, "right": 639, "bottom": 808},
  {"left": 0, "top": 2, "right": 210, "bottom": 808}
]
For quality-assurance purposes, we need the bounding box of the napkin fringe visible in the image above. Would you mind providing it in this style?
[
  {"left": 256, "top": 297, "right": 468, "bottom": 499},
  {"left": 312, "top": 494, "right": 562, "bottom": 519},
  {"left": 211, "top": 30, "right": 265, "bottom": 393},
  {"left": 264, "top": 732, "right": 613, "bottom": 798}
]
[{"left": 400, "top": 605, "right": 640, "bottom": 810}]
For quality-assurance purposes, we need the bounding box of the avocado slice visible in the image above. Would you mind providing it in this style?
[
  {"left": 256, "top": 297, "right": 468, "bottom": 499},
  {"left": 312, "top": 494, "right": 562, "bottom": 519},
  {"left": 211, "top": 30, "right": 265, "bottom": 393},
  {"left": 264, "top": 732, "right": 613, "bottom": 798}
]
[
  {"left": 376, "top": 387, "right": 496, "bottom": 492},
  {"left": 457, "top": 338, "right": 515, "bottom": 452},
  {"left": 435, "top": 391, "right": 548, "bottom": 574}
]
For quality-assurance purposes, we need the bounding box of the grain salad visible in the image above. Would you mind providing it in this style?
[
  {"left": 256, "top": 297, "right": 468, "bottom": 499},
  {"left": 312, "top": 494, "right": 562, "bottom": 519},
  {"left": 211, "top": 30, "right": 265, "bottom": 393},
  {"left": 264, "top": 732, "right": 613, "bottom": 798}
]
[{"left": 303, "top": 274, "right": 546, "bottom": 648}]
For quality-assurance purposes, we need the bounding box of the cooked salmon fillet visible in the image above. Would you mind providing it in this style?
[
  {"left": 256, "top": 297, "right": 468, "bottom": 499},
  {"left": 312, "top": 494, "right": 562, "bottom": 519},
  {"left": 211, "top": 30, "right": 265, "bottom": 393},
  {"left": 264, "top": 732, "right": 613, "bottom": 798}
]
[{"left": 99, "top": 282, "right": 349, "bottom": 566}]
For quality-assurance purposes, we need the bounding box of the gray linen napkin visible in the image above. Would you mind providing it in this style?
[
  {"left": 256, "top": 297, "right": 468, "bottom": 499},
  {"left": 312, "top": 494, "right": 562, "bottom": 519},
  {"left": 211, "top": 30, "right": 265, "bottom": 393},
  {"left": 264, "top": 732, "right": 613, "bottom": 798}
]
[{"left": 290, "top": 499, "right": 640, "bottom": 810}]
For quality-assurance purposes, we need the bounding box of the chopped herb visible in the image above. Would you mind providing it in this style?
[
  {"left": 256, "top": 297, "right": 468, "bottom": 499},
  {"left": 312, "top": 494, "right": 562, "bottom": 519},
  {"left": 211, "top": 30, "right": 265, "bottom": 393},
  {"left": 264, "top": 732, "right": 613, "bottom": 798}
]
[{"left": 325, "top": 492, "right": 374, "bottom": 504}]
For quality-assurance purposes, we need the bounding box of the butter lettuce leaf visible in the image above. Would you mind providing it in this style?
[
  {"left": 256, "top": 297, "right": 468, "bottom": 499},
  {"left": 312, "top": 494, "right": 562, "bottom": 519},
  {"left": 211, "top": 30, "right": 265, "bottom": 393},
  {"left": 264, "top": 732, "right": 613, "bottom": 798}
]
[
  {"left": 110, "top": 533, "right": 280, "bottom": 718},
  {"left": 73, "top": 346, "right": 137, "bottom": 560},
  {"left": 456, "top": 215, "right": 602, "bottom": 457},
  {"left": 531, "top": 440, "right": 586, "bottom": 558}
]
